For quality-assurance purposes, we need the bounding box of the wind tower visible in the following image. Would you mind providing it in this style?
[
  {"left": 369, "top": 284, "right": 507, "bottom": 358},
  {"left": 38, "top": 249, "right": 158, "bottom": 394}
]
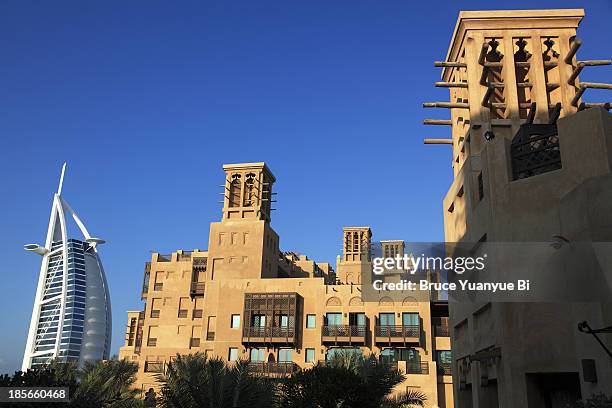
[
  {"left": 423, "top": 9, "right": 612, "bottom": 406},
  {"left": 22, "top": 164, "right": 111, "bottom": 370},
  {"left": 207, "top": 162, "right": 279, "bottom": 279}
]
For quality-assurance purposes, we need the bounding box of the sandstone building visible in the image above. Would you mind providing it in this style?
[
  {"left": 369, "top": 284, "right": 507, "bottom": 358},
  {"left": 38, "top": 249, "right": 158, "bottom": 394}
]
[
  {"left": 424, "top": 9, "right": 612, "bottom": 407},
  {"left": 119, "top": 162, "right": 454, "bottom": 407}
]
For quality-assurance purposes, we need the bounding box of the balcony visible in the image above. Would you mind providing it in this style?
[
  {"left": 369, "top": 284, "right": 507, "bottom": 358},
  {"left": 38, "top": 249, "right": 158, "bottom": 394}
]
[
  {"left": 134, "top": 311, "right": 145, "bottom": 354},
  {"left": 242, "top": 326, "right": 295, "bottom": 344},
  {"left": 141, "top": 262, "right": 151, "bottom": 300},
  {"left": 374, "top": 325, "right": 420, "bottom": 345},
  {"left": 437, "top": 362, "right": 451, "bottom": 376},
  {"left": 190, "top": 282, "right": 205, "bottom": 298},
  {"left": 405, "top": 362, "right": 430, "bottom": 375},
  {"left": 248, "top": 362, "right": 299, "bottom": 377},
  {"left": 434, "top": 323, "right": 449, "bottom": 337},
  {"left": 143, "top": 361, "right": 164, "bottom": 373},
  {"left": 321, "top": 325, "right": 366, "bottom": 344}
]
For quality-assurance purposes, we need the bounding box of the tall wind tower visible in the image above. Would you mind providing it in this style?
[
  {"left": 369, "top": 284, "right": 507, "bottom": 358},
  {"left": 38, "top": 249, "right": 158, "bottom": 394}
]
[{"left": 22, "top": 164, "right": 112, "bottom": 370}]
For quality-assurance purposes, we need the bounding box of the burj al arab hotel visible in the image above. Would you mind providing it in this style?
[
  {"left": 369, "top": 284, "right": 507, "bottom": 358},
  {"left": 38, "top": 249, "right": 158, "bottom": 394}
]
[{"left": 22, "top": 164, "right": 111, "bottom": 370}]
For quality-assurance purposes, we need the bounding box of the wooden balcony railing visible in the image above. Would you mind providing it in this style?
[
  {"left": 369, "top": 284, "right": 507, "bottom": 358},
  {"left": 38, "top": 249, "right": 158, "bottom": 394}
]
[
  {"left": 321, "top": 325, "right": 366, "bottom": 343},
  {"left": 375, "top": 325, "right": 420, "bottom": 344},
  {"left": 143, "top": 361, "right": 164, "bottom": 373},
  {"left": 406, "top": 362, "right": 430, "bottom": 375},
  {"left": 248, "top": 362, "right": 299, "bottom": 377},
  {"left": 190, "top": 282, "right": 205, "bottom": 298},
  {"left": 434, "top": 323, "right": 449, "bottom": 337},
  {"left": 141, "top": 263, "right": 150, "bottom": 300},
  {"left": 375, "top": 325, "right": 419, "bottom": 337},
  {"left": 437, "top": 362, "right": 452, "bottom": 375},
  {"left": 242, "top": 326, "right": 295, "bottom": 343}
]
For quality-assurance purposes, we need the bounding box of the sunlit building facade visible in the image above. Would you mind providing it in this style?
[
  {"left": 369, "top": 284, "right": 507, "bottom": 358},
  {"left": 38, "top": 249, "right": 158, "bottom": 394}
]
[{"left": 119, "top": 162, "right": 454, "bottom": 406}]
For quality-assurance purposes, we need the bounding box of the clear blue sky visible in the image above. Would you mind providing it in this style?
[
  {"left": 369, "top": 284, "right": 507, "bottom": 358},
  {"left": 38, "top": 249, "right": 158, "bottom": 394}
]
[{"left": 1, "top": 0, "right": 610, "bottom": 373}]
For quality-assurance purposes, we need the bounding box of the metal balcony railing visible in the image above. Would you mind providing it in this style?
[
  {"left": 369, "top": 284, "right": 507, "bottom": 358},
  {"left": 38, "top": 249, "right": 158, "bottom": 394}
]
[
  {"left": 248, "top": 361, "right": 299, "bottom": 377},
  {"left": 375, "top": 325, "right": 420, "bottom": 338}
]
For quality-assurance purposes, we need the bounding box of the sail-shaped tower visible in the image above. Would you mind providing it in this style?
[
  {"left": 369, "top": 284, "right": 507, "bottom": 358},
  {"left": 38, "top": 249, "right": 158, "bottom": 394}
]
[{"left": 22, "top": 164, "right": 111, "bottom": 370}]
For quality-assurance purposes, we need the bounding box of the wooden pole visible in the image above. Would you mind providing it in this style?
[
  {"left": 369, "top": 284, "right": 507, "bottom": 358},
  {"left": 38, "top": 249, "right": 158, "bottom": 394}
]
[
  {"left": 423, "top": 138, "right": 453, "bottom": 145},
  {"left": 423, "top": 119, "right": 453, "bottom": 125},
  {"left": 423, "top": 102, "right": 470, "bottom": 109},
  {"left": 434, "top": 61, "right": 467, "bottom": 68},
  {"left": 435, "top": 82, "right": 468, "bottom": 88},
  {"left": 564, "top": 39, "right": 582, "bottom": 64}
]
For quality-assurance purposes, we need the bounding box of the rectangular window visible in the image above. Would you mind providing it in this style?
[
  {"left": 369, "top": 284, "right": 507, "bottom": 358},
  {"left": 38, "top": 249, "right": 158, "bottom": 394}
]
[
  {"left": 228, "top": 347, "right": 238, "bottom": 361},
  {"left": 306, "top": 314, "right": 316, "bottom": 328},
  {"left": 305, "top": 348, "right": 315, "bottom": 363},
  {"left": 250, "top": 348, "right": 265, "bottom": 361},
  {"left": 150, "top": 298, "right": 161, "bottom": 318},
  {"left": 478, "top": 172, "right": 484, "bottom": 201},
  {"left": 231, "top": 314, "right": 241, "bottom": 329},
  {"left": 349, "top": 312, "right": 365, "bottom": 326},
  {"left": 278, "top": 349, "right": 292, "bottom": 362},
  {"left": 178, "top": 297, "right": 189, "bottom": 318},
  {"left": 379, "top": 313, "right": 395, "bottom": 326},
  {"left": 325, "top": 313, "right": 342, "bottom": 326},
  {"left": 252, "top": 314, "right": 266, "bottom": 327},
  {"left": 402, "top": 313, "right": 419, "bottom": 326},
  {"left": 279, "top": 314, "right": 288, "bottom": 327}
]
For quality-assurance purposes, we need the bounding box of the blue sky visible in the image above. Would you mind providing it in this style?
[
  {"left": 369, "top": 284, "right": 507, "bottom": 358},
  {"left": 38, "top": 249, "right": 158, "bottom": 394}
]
[{"left": 0, "top": 0, "right": 610, "bottom": 373}]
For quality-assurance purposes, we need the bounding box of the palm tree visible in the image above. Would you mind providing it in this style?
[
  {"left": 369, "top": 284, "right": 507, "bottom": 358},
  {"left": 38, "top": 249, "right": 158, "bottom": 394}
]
[
  {"left": 156, "top": 353, "right": 275, "bottom": 408},
  {"left": 0, "top": 359, "right": 142, "bottom": 408},
  {"left": 278, "top": 351, "right": 426, "bottom": 408},
  {"left": 68, "top": 359, "right": 142, "bottom": 407}
]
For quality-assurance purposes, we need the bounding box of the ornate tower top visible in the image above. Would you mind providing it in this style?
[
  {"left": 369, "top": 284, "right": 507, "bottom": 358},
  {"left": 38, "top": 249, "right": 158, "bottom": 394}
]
[
  {"left": 423, "top": 9, "right": 611, "bottom": 176},
  {"left": 342, "top": 227, "right": 372, "bottom": 263},
  {"left": 221, "top": 162, "right": 276, "bottom": 222}
]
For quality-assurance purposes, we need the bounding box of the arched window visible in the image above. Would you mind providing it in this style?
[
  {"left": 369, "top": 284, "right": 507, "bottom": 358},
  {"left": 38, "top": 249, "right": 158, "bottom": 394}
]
[
  {"left": 229, "top": 174, "right": 241, "bottom": 207},
  {"left": 243, "top": 173, "right": 256, "bottom": 207}
]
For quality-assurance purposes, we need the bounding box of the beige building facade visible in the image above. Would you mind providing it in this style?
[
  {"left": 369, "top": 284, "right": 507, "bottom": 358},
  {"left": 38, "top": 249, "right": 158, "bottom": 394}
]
[
  {"left": 425, "top": 9, "right": 612, "bottom": 407},
  {"left": 119, "top": 162, "right": 453, "bottom": 407}
]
